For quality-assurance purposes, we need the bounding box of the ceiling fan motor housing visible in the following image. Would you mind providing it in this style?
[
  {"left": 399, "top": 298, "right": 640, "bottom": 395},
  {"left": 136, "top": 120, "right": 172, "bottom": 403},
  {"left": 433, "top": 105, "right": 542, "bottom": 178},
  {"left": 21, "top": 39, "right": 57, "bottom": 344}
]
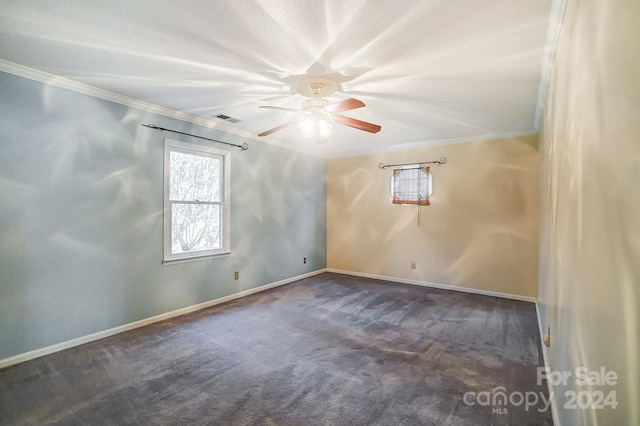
[{"left": 295, "top": 77, "right": 338, "bottom": 98}]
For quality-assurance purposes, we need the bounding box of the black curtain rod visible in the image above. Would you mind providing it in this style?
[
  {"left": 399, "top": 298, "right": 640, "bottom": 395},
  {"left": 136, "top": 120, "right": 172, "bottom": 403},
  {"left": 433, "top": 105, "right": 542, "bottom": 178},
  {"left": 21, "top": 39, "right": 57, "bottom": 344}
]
[
  {"left": 141, "top": 124, "right": 249, "bottom": 151},
  {"left": 378, "top": 157, "right": 446, "bottom": 169}
]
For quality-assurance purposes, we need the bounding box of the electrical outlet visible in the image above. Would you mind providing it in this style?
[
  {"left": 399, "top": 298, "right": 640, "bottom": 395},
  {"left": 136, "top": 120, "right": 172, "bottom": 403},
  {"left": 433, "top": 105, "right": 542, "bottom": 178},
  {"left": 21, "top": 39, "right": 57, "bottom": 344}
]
[
  {"left": 544, "top": 326, "right": 551, "bottom": 347},
  {"left": 303, "top": 257, "right": 307, "bottom": 264},
  {"left": 411, "top": 261, "right": 416, "bottom": 269},
  {"left": 234, "top": 271, "right": 239, "bottom": 280}
]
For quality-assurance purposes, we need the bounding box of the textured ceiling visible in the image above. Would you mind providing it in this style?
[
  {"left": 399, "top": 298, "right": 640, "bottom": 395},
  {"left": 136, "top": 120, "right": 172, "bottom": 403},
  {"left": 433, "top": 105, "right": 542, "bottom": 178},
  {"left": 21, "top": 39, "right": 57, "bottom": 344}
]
[{"left": 0, "top": 0, "right": 553, "bottom": 157}]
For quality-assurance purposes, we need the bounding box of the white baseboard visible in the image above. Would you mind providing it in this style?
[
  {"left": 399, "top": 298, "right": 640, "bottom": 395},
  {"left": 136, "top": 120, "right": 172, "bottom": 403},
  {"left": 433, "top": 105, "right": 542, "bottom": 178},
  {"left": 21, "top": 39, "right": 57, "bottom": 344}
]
[
  {"left": 326, "top": 268, "right": 537, "bottom": 303},
  {"left": 535, "top": 302, "right": 560, "bottom": 426},
  {"left": 0, "top": 269, "right": 326, "bottom": 370},
  {"left": 326, "top": 269, "right": 557, "bottom": 419},
  {"left": 0, "top": 268, "right": 537, "bottom": 370}
]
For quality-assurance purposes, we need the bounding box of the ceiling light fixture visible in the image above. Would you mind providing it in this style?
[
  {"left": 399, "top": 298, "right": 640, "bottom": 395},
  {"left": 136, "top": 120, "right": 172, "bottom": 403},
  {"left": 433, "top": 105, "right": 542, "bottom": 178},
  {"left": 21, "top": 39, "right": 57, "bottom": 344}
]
[
  {"left": 258, "top": 78, "right": 381, "bottom": 143},
  {"left": 297, "top": 98, "right": 333, "bottom": 143}
]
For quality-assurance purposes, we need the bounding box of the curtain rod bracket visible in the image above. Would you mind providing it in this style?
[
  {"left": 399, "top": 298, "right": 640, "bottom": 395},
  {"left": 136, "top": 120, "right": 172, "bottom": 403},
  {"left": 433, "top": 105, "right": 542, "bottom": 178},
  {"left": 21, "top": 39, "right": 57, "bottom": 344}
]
[
  {"left": 141, "top": 124, "right": 249, "bottom": 151},
  {"left": 378, "top": 157, "right": 446, "bottom": 169}
]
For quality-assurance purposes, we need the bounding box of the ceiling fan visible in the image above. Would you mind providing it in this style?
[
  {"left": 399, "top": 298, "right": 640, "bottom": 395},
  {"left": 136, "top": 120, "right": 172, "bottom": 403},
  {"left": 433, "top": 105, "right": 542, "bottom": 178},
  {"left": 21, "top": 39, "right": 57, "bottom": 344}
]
[{"left": 258, "top": 77, "right": 381, "bottom": 143}]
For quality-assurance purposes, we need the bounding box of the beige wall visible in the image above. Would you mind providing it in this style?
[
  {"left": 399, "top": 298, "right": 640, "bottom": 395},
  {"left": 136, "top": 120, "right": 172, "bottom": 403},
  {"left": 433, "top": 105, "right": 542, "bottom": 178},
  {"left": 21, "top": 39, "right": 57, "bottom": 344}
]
[
  {"left": 327, "top": 135, "right": 539, "bottom": 298},
  {"left": 538, "top": 0, "right": 640, "bottom": 424}
]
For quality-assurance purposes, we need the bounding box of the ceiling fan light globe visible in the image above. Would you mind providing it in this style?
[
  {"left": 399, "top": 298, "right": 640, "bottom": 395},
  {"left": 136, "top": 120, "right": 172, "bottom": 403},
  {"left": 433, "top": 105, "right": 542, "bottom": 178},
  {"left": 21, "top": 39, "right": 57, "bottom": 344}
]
[
  {"left": 298, "top": 117, "right": 315, "bottom": 138},
  {"left": 298, "top": 109, "right": 333, "bottom": 140},
  {"left": 316, "top": 117, "right": 333, "bottom": 139}
]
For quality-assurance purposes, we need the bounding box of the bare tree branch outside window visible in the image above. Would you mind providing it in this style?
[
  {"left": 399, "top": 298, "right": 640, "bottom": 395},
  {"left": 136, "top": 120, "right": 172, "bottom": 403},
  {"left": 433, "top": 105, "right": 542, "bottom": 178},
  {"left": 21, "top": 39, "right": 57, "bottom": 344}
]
[{"left": 169, "top": 150, "right": 222, "bottom": 254}]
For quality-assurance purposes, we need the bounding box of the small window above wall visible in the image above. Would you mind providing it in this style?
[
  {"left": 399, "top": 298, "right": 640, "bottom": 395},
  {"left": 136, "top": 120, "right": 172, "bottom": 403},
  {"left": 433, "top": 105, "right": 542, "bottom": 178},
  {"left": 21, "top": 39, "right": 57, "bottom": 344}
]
[{"left": 391, "top": 166, "right": 432, "bottom": 206}]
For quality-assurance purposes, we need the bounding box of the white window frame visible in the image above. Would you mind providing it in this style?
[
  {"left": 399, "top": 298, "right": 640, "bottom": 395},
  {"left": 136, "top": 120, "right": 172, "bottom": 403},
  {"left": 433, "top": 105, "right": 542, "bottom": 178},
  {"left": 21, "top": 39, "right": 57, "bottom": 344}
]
[{"left": 163, "top": 138, "right": 230, "bottom": 263}]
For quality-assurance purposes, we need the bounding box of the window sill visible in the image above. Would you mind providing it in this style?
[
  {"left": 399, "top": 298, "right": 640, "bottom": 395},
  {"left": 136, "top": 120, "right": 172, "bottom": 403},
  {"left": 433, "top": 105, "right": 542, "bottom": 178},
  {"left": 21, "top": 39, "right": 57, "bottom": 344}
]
[{"left": 162, "top": 251, "right": 231, "bottom": 266}]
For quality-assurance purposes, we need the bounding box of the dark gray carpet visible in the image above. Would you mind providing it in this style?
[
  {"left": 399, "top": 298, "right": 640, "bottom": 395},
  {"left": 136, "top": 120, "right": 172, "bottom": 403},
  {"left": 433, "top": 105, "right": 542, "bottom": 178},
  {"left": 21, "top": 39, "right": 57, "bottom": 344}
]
[{"left": 0, "top": 273, "right": 552, "bottom": 425}]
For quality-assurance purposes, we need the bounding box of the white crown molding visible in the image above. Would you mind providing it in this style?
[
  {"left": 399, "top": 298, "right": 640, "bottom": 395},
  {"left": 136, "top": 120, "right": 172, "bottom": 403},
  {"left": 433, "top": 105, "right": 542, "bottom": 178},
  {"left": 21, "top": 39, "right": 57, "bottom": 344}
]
[
  {"left": 533, "top": 0, "right": 568, "bottom": 130},
  {"left": 226, "top": 127, "right": 539, "bottom": 160},
  {"left": 0, "top": 59, "right": 544, "bottom": 160},
  {"left": 326, "top": 129, "right": 539, "bottom": 159},
  {"left": 0, "top": 268, "right": 327, "bottom": 370},
  {"left": 0, "top": 59, "right": 328, "bottom": 158},
  {"left": 0, "top": 60, "right": 254, "bottom": 138},
  {"left": 326, "top": 268, "right": 537, "bottom": 303}
]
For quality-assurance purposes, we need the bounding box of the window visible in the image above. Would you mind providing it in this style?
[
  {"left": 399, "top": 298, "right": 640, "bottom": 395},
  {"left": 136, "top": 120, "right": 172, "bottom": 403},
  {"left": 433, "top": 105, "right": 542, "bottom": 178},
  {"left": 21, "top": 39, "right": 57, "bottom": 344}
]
[
  {"left": 391, "top": 166, "right": 432, "bottom": 206},
  {"left": 163, "top": 139, "right": 230, "bottom": 262}
]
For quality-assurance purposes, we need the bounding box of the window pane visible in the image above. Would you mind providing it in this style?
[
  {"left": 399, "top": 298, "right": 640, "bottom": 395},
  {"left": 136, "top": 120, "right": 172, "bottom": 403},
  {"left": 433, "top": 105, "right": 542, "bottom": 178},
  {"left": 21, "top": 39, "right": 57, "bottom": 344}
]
[
  {"left": 171, "top": 203, "right": 221, "bottom": 254},
  {"left": 393, "top": 169, "right": 431, "bottom": 202},
  {"left": 169, "top": 151, "right": 221, "bottom": 202}
]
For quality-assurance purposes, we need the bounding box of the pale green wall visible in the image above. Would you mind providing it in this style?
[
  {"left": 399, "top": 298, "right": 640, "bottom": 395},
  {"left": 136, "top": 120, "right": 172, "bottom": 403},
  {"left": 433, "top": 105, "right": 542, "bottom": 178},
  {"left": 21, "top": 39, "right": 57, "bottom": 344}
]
[
  {"left": 538, "top": 0, "right": 640, "bottom": 424},
  {"left": 0, "top": 71, "right": 327, "bottom": 360}
]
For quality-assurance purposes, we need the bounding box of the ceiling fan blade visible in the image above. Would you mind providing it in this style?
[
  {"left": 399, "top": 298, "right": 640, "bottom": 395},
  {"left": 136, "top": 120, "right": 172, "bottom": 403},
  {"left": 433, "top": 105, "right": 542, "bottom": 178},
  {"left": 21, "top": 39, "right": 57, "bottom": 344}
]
[
  {"left": 259, "top": 105, "right": 301, "bottom": 113},
  {"left": 258, "top": 121, "right": 297, "bottom": 137},
  {"left": 334, "top": 115, "right": 381, "bottom": 133},
  {"left": 325, "top": 98, "right": 365, "bottom": 114}
]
